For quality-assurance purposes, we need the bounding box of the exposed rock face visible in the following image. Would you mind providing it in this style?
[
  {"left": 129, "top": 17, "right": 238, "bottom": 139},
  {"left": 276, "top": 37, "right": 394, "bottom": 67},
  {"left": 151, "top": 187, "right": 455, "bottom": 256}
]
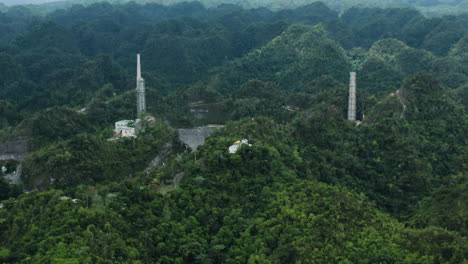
[{"left": 177, "top": 125, "right": 223, "bottom": 151}]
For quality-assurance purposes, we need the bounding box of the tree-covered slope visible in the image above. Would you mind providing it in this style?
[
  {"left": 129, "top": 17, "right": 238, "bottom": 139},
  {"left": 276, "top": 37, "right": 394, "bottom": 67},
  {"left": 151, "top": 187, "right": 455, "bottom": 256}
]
[
  {"left": 0, "top": 2, "right": 466, "bottom": 263},
  {"left": 0, "top": 2, "right": 465, "bottom": 125},
  {"left": 211, "top": 24, "right": 351, "bottom": 93},
  {"left": 1, "top": 116, "right": 467, "bottom": 263}
]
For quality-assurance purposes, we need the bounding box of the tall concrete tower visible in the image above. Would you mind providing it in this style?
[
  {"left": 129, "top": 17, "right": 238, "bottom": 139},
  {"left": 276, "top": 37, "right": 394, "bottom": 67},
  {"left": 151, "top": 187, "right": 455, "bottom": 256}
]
[
  {"left": 136, "top": 54, "right": 146, "bottom": 116},
  {"left": 348, "top": 72, "right": 356, "bottom": 121}
]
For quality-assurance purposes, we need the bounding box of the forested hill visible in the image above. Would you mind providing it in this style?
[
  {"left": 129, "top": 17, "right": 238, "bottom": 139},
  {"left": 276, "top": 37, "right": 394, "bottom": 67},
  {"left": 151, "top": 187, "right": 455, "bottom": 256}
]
[
  {"left": 0, "top": 1, "right": 467, "bottom": 263},
  {"left": 0, "top": 1, "right": 466, "bottom": 126}
]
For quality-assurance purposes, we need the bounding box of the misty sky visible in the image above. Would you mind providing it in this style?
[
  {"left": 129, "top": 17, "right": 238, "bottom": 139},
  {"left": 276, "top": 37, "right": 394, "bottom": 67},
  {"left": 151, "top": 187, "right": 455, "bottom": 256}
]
[{"left": 1, "top": 0, "right": 63, "bottom": 5}]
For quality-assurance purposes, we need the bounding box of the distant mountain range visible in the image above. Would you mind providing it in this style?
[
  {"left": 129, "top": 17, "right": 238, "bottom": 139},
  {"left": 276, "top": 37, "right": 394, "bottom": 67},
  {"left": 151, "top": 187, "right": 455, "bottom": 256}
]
[{"left": 0, "top": 0, "right": 467, "bottom": 16}]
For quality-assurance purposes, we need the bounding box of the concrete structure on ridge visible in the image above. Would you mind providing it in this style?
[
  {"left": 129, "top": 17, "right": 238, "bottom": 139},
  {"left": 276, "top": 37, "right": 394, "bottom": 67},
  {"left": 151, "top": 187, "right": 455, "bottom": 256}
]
[
  {"left": 348, "top": 72, "right": 357, "bottom": 121},
  {"left": 114, "top": 120, "right": 136, "bottom": 138},
  {"left": 136, "top": 53, "right": 146, "bottom": 117}
]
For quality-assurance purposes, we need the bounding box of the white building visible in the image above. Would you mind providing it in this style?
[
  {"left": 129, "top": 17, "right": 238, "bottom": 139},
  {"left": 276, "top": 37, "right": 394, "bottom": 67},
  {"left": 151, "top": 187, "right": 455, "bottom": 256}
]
[
  {"left": 229, "top": 139, "right": 252, "bottom": 154},
  {"left": 115, "top": 120, "right": 136, "bottom": 138},
  {"left": 115, "top": 120, "right": 133, "bottom": 133},
  {"left": 120, "top": 127, "right": 136, "bottom": 138}
]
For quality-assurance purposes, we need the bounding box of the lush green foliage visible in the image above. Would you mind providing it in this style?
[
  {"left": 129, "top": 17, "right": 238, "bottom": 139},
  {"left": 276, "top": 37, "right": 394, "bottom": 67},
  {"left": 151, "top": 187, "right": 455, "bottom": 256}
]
[
  {"left": 21, "top": 120, "right": 178, "bottom": 189},
  {"left": 0, "top": 1, "right": 466, "bottom": 263}
]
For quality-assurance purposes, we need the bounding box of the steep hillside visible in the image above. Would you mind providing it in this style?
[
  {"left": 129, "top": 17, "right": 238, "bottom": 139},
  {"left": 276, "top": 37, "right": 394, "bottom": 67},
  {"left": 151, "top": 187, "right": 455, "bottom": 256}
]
[
  {"left": 212, "top": 24, "right": 350, "bottom": 93},
  {"left": 1, "top": 115, "right": 467, "bottom": 263},
  {"left": 0, "top": 2, "right": 466, "bottom": 263}
]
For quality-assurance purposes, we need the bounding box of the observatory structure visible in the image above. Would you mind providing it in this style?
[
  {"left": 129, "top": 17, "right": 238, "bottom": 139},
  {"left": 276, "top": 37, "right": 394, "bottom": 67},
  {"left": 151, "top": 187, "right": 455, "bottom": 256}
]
[
  {"left": 136, "top": 54, "right": 146, "bottom": 116},
  {"left": 348, "top": 72, "right": 356, "bottom": 121}
]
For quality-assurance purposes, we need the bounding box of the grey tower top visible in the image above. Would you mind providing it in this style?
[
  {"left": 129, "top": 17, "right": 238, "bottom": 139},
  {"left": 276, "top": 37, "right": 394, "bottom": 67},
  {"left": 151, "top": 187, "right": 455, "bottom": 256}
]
[{"left": 136, "top": 54, "right": 146, "bottom": 116}]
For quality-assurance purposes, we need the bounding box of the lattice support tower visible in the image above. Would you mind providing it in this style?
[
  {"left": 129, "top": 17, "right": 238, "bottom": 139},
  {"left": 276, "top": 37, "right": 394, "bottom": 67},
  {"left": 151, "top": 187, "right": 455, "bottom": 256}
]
[
  {"left": 348, "top": 72, "right": 357, "bottom": 121},
  {"left": 136, "top": 54, "right": 146, "bottom": 116}
]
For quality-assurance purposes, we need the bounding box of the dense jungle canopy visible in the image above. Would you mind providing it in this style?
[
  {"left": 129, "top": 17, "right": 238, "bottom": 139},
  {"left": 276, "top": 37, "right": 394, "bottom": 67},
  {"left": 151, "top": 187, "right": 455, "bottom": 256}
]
[{"left": 0, "top": 1, "right": 466, "bottom": 263}]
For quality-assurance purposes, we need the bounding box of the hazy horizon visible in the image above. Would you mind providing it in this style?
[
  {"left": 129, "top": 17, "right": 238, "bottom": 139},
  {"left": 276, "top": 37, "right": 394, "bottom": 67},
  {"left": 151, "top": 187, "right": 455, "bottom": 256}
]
[
  {"left": 0, "top": 0, "right": 466, "bottom": 17},
  {"left": 1, "top": 0, "right": 63, "bottom": 6}
]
